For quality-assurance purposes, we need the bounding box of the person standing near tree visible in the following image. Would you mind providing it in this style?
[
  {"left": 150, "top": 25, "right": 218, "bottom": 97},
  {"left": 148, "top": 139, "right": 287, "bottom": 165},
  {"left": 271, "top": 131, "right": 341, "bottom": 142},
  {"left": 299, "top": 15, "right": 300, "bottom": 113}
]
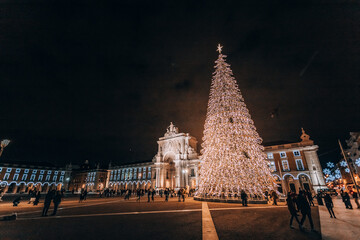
[
  {"left": 241, "top": 190, "right": 248, "bottom": 206},
  {"left": 271, "top": 190, "right": 278, "bottom": 205}
]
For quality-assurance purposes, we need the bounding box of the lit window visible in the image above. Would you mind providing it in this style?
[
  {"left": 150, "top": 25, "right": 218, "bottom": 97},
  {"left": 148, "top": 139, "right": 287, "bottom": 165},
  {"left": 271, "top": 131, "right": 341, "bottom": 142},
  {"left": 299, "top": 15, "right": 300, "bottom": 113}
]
[
  {"left": 148, "top": 167, "right": 151, "bottom": 171},
  {"left": 32, "top": 170, "right": 37, "bottom": 174},
  {"left": 40, "top": 170, "right": 45, "bottom": 174},
  {"left": 280, "top": 152, "right": 287, "bottom": 158},
  {"left": 61, "top": 171, "right": 65, "bottom": 175},
  {"left": 16, "top": 168, "right": 21, "bottom": 173},
  {"left": 268, "top": 161, "right": 276, "bottom": 172},
  {"left": 13, "top": 174, "right": 19, "bottom": 181},
  {"left": 282, "top": 160, "right": 290, "bottom": 171},
  {"left": 54, "top": 171, "right": 58, "bottom": 175},
  {"left": 148, "top": 171, "right": 151, "bottom": 179},
  {"left": 22, "top": 174, "right": 28, "bottom": 181},
  {"left": 3, "top": 173, "right": 10, "bottom": 180},
  {"left": 143, "top": 172, "right": 146, "bottom": 179},
  {"left": 0, "top": 167, "right": 2, "bottom": 172},
  {"left": 24, "top": 169, "right": 29, "bottom": 173},
  {"left": 143, "top": 167, "right": 146, "bottom": 172},
  {"left": 53, "top": 176, "right": 57, "bottom": 181},
  {"left": 296, "top": 159, "right": 305, "bottom": 171},
  {"left": 59, "top": 176, "right": 64, "bottom": 182},
  {"left": 6, "top": 168, "right": 12, "bottom": 173},
  {"left": 45, "top": 175, "right": 50, "bottom": 181},
  {"left": 30, "top": 175, "right": 36, "bottom": 181},
  {"left": 47, "top": 171, "right": 52, "bottom": 174},
  {"left": 267, "top": 153, "right": 274, "bottom": 159},
  {"left": 38, "top": 175, "right": 43, "bottom": 181},
  {"left": 293, "top": 150, "right": 301, "bottom": 157}
]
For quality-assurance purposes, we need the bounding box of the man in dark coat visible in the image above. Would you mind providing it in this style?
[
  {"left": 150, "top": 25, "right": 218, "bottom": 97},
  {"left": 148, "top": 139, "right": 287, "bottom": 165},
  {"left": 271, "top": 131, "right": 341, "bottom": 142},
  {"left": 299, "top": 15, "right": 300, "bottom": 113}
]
[
  {"left": 343, "top": 192, "right": 353, "bottom": 209},
  {"left": 306, "top": 190, "right": 314, "bottom": 206},
  {"left": 51, "top": 191, "right": 63, "bottom": 216},
  {"left": 297, "top": 191, "right": 314, "bottom": 231},
  {"left": 151, "top": 189, "right": 155, "bottom": 202},
  {"left": 147, "top": 189, "right": 151, "bottom": 202},
  {"left": 324, "top": 193, "right": 336, "bottom": 218},
  {"left": 286, "top": 192, "right": 300, "bottom": 228},
  {"left": 42, "top": 190, "right": 54, "bottom": 216},
  {"left": 33, "top": 191, "right": 41, "bottom": 206},
  {"left": 240, "top": 190, "right": 248, "bottom": 206}
]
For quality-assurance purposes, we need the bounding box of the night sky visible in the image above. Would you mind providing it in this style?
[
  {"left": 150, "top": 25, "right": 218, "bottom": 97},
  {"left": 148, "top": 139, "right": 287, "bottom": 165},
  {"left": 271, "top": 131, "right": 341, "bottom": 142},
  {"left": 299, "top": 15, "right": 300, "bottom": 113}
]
[{"left": 0, "top": 0, "right": 359, "bottom": 167}]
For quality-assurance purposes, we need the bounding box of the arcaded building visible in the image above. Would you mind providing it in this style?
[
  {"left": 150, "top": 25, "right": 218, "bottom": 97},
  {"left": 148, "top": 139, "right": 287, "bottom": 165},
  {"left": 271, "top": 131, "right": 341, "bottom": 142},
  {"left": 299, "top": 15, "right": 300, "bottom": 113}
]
[{"left": 105, "top": 123, "right": 326, "bottom": 194}]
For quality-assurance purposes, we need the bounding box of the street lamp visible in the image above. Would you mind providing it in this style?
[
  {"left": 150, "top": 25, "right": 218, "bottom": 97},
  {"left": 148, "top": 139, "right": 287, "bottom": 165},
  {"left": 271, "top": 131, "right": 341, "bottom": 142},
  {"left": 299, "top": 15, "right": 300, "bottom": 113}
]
[{"left": 0, "top": 139, "right": 10, "bottom": 158}]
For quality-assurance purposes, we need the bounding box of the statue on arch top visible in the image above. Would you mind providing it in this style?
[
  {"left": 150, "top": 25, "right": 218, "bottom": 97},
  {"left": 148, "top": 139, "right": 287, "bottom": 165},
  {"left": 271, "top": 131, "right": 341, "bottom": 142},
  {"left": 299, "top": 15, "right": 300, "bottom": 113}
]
[{"left": 165, "top": 122, "right": 179, "bottom": 136}]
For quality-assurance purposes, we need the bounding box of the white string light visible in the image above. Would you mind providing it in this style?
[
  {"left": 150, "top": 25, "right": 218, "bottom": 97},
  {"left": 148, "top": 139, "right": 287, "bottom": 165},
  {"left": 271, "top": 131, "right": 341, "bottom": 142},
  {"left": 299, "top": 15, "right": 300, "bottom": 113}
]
[{"left": 196, "top": 45, "right": 275, "bottom": 198}]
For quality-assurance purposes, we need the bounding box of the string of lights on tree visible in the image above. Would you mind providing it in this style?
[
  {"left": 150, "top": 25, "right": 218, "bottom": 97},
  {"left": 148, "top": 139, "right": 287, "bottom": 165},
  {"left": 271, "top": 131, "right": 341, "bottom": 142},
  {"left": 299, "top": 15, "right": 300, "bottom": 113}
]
[{"left": 196, "top": 45, "right": 275, "bottom": 198}]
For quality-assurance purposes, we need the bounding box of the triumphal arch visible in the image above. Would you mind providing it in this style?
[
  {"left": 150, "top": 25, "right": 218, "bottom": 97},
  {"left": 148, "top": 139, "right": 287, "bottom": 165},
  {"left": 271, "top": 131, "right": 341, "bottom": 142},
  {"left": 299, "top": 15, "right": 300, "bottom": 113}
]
[{"left": 153, "top": 122, "right": 200, "bottom": 190}]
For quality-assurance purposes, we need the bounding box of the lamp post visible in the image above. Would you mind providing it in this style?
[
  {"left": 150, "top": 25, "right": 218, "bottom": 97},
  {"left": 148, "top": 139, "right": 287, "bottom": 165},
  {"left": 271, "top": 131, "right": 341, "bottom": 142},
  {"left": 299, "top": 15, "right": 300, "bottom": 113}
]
[{"left": 0, "top": 139, "right": 10, "bottom": 158}]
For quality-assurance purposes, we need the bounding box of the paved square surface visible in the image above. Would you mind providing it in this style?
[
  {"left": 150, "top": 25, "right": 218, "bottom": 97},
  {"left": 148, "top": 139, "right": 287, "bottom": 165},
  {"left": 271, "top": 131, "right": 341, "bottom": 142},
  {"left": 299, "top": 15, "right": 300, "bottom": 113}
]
[{"left": 0, "top": 196, "right": 321, "bottom": 240}]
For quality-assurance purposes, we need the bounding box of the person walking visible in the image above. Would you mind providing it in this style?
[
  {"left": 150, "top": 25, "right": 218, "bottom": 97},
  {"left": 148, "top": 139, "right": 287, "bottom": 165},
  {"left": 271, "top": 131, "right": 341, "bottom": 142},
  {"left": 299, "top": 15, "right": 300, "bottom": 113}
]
[
  {"left": 151, "top": 189, "right": 155, "bottom": 202},
  {"left": 324, "top": 193, "right": 336, "bottom": 218},
  {"left": 181, "top": 188, "right": 185, "bottom": 202},
  {"left": 306, "top": 190, "right": 315, "bottom": 207},
  {"left": 33, "top": 191, "right": 41, "bottom": 206},
  {"left": 147, "top": 189, "right": 151, "bottom": 202},
  {"left": 271, "top": 190, "right": 278, "bottom": 205},
  {"left": 286, "top": 192, "right": 300, "bottom": 229},
  {"left": 297, "top": 191, "right": 314, "bottom": 231},
  {"left": 343, "top": 192, "right": 353, "bottom": 209},
  {"left": 164, "top": 188, "right": 169, "bottom": 202},
  {"left": 0, "top": 189, "right": 4, "bottom": 201},
  {"left": 240, "top": 190, "right": 248, "bottom": 206},
  {"left": 136, "top": 189, "right": 141, "bottom": 202},
  {"left": 316, "top": 191, "right": 324, "bottom": 205},
  {"left": 51, "top": 191, "right": 63, "bottom": 216},
  {"left": 79, "top": 190, "right": 85, "bottom": 203},
  {"left": 178, "top": 189, "right": 181, "bottom": 202},
  {"left": 42, "top": 190, "right": 54, "bottom": 216},
  {"left": 352, "top": 191, "right": 360, "bottom": 209}
]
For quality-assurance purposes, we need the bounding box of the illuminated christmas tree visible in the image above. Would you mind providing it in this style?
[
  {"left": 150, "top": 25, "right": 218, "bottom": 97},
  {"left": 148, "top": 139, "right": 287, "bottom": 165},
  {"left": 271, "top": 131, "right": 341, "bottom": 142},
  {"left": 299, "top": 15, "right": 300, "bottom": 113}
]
[{"left": 196, "top": 44, "right": 275, "bottom": 198}]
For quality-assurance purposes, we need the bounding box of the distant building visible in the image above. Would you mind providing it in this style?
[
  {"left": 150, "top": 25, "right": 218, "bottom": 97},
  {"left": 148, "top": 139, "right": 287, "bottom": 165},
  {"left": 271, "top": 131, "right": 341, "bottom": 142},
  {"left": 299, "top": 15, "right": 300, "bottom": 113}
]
[
  {"left": 0, "top": 161, "right": 72, "bottom": 193},
  {"left": 0, "top": 124, "right": 327, "bottom": 195},
  {"left": 264, "top": 128, "right": 326, "bottom": 193}
]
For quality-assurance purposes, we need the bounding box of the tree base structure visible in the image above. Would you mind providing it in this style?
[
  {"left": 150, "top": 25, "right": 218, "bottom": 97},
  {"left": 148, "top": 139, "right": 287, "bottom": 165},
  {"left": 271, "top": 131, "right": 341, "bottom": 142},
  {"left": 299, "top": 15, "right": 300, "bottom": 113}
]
[{"left": 193, "top": 196, "right": 268, "bottom": 204}]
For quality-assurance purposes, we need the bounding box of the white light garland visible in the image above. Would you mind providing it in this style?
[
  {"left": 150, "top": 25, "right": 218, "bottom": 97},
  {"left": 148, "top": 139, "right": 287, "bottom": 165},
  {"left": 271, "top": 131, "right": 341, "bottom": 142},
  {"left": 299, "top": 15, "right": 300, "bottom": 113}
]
[{"left": 195, "top": 45, "right": 275, "bottom": 198}]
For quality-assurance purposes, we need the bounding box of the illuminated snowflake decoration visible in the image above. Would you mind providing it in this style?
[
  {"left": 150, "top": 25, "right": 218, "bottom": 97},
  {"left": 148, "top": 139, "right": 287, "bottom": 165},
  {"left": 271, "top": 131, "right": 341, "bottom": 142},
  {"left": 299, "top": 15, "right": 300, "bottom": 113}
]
[
  {"left": 335, "top": 174, "right": 341, "bottom": 179},
  {"left": 335, "top": 169, "right": 341, "bottom": 174},
  {"left": 326, "top": 174, "right": 335, "bottom": 182},
  {"left": 323, "top": 168, "right": 331, "bottom": 175},
  {"left": 340, "top": 161, "right": 348, "bottom": 167},
  {"left": 355, "top": 158, "right": 360, "bottom": 167},
  {"left": 326, "top": 162, "right": 334, "bottom": 168},
  {"left": 345, "top": 168, "right": 350, "bottom": 173}
]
